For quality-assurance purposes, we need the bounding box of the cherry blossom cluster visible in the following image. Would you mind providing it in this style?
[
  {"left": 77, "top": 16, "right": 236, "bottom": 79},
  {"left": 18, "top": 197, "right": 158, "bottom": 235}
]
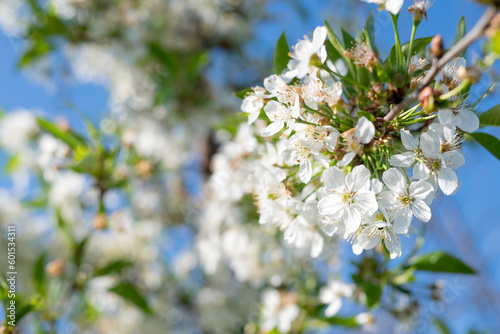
[{"left": 237, "top": 23, "right": 478, "bottom": 259}]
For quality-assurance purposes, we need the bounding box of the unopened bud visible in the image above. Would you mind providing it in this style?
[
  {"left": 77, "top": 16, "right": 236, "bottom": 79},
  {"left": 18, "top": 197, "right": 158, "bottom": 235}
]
[
  {"left": 344, "top": 50, "right": 355, "bottom": 60},
  {"left": 430, "top": 35, "right": 444, "bottom": 59},
  {"left": 46, "top": 258, "right": 65, "bottom": 277},
  {"left": 419, "top": 86, "right": 436, "bottom": 113},
  {"left": 93, "top": 213, "right": 107, "bottom": 230},
  {"left": 135, "top": 160, "right": 153, "bottom": 178},
  {"left": 56, "top": 118, "right": 70, "bottom": 132}
]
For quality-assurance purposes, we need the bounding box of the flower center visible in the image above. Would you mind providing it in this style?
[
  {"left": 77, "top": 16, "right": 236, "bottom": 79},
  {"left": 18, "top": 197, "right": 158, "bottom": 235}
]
[{"left": 342, "top": 192, "right": 355, "bottom": 205}]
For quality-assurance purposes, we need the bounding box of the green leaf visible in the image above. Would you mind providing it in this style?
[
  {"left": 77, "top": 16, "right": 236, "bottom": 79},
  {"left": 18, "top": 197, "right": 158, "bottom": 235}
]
[
  {"left": 33, "top": 254, "right": 46, "bottom": 297},
  {"left": 469, "top": 132, "right": 500, "bottom": 161},
  {"left": 387, "top": 37, "right": 434, "bottom": 66},
  {"left": 479, "top": 105, "right": 500, "bottom": 127},
  {"left": 362, "top": 281, "right": 383, "bottom": 308},
  {"left": 109, "top": 282, "right": 153, "bottom": 314},
  {"left": 94, "top": 260, "right": 134, "bottom": 277},
  {"left": 363, "top": 12, "right": 376, "bottom": 52},
  {"left": 341, "top": 28, "right": 356, "bottom": 50},
  {"left": 5, "top": 154, "right": 20, "bottom": 174},
  {"left": 233, "top": 88, "right": 253, "bottom": 99},
  {"left": 325, "top": 21, "right": 355, "bottom": 78},
  {"left": 73, "top": 237, "right": 89, "bottom": 269},
  {"left": 434, "top": 317, "right": 452, "bottom": 334},
  {"left": 36, "top": 118, "right": 84, "bottom": 149},
  {"left": 324, "top": 316, "right": 359, "bottom": 327},
  {"left": 356, "top": 111, "right": 375, "bottom": 122},
  {"left": 455, "top": 17, "right": 466, "bottom": 58},
  {"left": 273, "top": 32, "right": 290, "bottom": 74},
  {"left": 18, "top": 40, "right": 52, "bottom": 68},
  {"left": 409, "top": 251, "right": 476, "bottom": 274},
  {"left": 16, "top": 296, "right": 41, "bottom": 324}
]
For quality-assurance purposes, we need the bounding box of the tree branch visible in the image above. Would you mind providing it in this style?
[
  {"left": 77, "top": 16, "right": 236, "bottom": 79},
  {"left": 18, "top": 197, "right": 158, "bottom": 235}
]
[{"left": 383, "top": 5, "right": 498, "bottom": 122}]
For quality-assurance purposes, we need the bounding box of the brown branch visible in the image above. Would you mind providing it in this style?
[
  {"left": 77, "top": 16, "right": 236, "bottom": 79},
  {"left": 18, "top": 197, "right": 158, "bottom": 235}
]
[{"left": 383, "top": 5, "right": 498, "bottom": 122}]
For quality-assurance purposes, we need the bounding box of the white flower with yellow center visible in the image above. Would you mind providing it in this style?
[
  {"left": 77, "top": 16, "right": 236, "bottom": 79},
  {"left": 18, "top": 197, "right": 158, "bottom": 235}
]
[
  {"left": 282, "top": 136, "right": 330, "bottom": 183},
  {"left": 318, "top": 165, "right": 378, "bottom": 233},
  {"left": 283, "top": 26, "right": 327, "bottom": 80},
  {"left": 378, "top": 168, "right": 434, "bottom": 233},
  {"left": 415, "top": 131, "right": 465, "bottom": 195},
  {"left": 351, "top": 214, "right": 403, "bottom": 259},
  {"left": 261, "top": 96, "right": 301, "bottom": 138}
]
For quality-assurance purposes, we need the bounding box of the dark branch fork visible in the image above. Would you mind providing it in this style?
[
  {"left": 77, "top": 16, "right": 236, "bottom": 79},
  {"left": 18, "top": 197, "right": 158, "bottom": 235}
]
[{"left": 383, "top": 5, "right": 498, "bottom": 122}]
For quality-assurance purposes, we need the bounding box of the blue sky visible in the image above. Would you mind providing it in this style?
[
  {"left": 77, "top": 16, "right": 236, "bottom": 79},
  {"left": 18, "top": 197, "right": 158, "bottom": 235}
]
[{"left": 1, "top": 0, "right": 500, "bottom": 332}]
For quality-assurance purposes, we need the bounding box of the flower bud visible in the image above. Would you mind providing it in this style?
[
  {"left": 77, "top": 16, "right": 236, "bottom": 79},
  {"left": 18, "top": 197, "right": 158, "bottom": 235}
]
[
  {"left": 135, "top": 159, "right": 153, "bottom": 178},
  {"left": 93, "top": 213, "right": 107, "bottom": 230},
  {"left": 430, "top": 35, "right": 443, "bottom": 59},
  {"left": 419, "top": 86, "right": 436, "bottom": 113},
  {"left": 46, "top": 258, "right": 65, "bottom": 277}
]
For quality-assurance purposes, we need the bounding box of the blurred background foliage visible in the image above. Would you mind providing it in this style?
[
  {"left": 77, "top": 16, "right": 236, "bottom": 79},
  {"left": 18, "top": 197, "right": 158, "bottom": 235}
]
[{"left": 0, "top": 0, "right": 499, "bottom": 334}]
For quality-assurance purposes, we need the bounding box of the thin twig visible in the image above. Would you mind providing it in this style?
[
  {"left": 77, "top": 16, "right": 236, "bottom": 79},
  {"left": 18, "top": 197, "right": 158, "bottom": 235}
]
[{"left": 383, "top": 5, "right": 498, "bottom": 122}]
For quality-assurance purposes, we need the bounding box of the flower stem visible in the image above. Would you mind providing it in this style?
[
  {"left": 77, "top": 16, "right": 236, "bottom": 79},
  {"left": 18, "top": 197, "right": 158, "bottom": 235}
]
[
  {"left": 406, "top": 22, "right": 419, "bottom": 75},
  {"left": 391, "top": 14, "right": 403, "bottom": 73}
]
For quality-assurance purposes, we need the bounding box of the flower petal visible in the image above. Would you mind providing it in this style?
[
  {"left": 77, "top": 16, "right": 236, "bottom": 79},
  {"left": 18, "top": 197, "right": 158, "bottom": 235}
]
[
  {"left": 260, "top": 121, "right": 284, "bottom": 137},
  {"left": 411, "top": 199, "right": 432, "bottom": 222},
  {"left": 389, "top": 151, "right": 415, "bottom": 167},
  {"left": 299, "top": 159, "right": 313, "bottom": 183},
  {"left": 409, "top": 179, "right": 434, "bottom": 200},
  {"left": 382, "top": 168, "right": 407, "bottom": 194},
  {"left": 437, "top": 167, "right": 459, "bottom": 195},
  {"left": 322, "top": 166, "right": 346, "bottom": 191},
  {"left": 346, "top": 165, "right": 371, "bottom": 192}
]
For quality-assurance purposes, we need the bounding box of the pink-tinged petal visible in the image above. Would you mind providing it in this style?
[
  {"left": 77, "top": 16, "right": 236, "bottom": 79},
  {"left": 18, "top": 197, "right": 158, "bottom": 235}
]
[
  {"left": 413, "top": 162, "right": 430, "bottom": 180},
  {"left": 389, "top": 151, "right": 415, "bottom": 167},
  {"left": 299, "top": 159, "right": 313, "bottom": 183},
  {"left": 393, "top": 207, "right": 413, "bottom": 234},
  {"left": 411, "top": 199, "right": 431, "bottom": 222},
  {"left": 456, "top": 109, "right": 479, "bottom": 132},
  {"left": 420, "top": 131, "right": 441, "bottom": 159},
  {"left": 353, "top": 190, "right": 378, "bottom": 214},
  {"left": 260, "top": 121, "right": 284, "bottom": 137},
  {"left": 343, "top": 207, "right": 361, "bottom": 234},
  {"left": 318, "top": 194, "right": 344, "bottom": 217},
  {"left": 437, "top": 167, "right": 459, "bottom": 195},
  {"left": 346, "top": 165, "right": 371, "bottom": 192},
  {"left": 322, "top": 166, "right": 346, "bottom": 191},
  {"left": 400, "top": 129, "right": 419, "bottom": 150},
  {"left": 442, "top": 150, "right": 465, "bottom": 170},
  {"left": 355, "top": 117, "right": 375, "bottom": 144},
  {"left": 382, "top": 168, "right": 407, "bottom": 194},
  {"left": 409, "top": 179, "right": 434, "bottom": 199}
]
